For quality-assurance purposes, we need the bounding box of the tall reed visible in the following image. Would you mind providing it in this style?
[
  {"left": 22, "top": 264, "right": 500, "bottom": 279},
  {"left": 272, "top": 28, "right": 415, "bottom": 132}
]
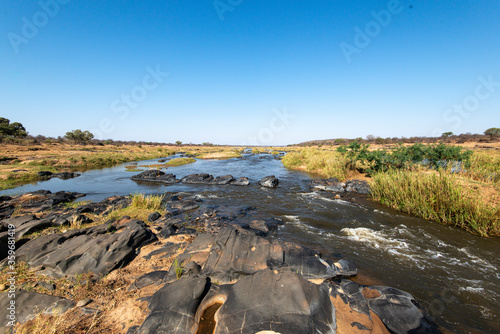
[{"left": 370, "top": 170, "right": 499, "bottom": 236}]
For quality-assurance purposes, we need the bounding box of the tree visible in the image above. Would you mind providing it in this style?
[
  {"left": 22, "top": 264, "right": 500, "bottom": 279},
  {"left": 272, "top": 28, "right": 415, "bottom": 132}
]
[
  {"left": 65, "top": 129, "right": 94, "bottom": 144},
  {"left": 366, "top": 134, "right": 376, "bottom": 141},
  {"left": 484, "top": 128, "right": 500, "bottom": 138},
  {"left": 441, "top": 132, "right": 453, "bottom": 138},
  {"left": 0, "top": 117, "right": 27, "bottom": 137},
  {"left": 175, "top": 140, "right": 182, "bottom": 146}
]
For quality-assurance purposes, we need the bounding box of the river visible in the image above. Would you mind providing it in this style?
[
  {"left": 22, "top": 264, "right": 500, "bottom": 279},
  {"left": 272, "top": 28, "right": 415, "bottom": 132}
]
[{"left": 2, "top": 153, "right": 499, "bottom": 333}]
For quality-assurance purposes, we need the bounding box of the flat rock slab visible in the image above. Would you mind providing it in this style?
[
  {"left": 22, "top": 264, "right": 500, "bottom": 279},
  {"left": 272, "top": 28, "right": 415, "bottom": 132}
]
[
  {"left": 0, "top": 290, "right": 75, "bottom": 334},
  {"left": 132, "top": 170, "right": 180, "bottom": 184},
  {"left": 14, "top": 219, "right": 157, "bottom": 278}
]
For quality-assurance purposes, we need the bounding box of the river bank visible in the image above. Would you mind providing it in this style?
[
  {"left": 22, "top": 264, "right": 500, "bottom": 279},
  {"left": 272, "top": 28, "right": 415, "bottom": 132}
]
[
  {"left": 282, "top": 143, "right": 500, "bottom": 236},
  {"left": 0, "top": 143, "right": 259, "bottom": 191}
]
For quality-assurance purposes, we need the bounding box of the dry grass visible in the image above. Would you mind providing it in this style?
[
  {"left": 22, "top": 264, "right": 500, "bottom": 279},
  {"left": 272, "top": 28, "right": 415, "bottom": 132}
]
[
  {"left": 196, "top": 149, "right": 242, "bottom": 160},
  {"left": 281, "top": 148, "right": 355, "bottom": 180}
]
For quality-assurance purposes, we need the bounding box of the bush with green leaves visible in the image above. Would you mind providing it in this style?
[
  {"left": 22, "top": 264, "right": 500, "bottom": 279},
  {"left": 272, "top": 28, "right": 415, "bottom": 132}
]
[
  {"left": 336, "top": 141, "right": 473, "bottom": 175},
  {"left": 484, "top": 127, "right": 500, "bottom": 138},
  {"left": 64, "top": 129, "right": 94, "bottom": 144}
]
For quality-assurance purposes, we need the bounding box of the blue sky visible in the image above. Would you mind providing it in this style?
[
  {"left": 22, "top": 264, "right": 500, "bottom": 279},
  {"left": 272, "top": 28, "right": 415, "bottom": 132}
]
[{"left": 1, "top": 1, "right": 499, "bottom": 145}]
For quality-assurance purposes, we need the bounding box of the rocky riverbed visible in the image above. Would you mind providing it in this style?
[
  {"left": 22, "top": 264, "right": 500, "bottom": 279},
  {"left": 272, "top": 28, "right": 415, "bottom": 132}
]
[{"left": 0, "top": 189, "right": 438, "bottom": 334}]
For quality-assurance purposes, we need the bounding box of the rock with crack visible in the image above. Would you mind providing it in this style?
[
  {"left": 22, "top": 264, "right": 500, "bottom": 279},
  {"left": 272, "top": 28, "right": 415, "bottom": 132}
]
[{"left": 13, "top": 219, "right": 157, "bottom": 278}]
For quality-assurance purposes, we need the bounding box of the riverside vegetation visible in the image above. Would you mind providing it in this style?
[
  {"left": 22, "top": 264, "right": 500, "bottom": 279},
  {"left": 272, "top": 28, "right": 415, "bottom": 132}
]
[
  {"left": 0, "top": 142, "right": 253, "bottom": 191},
  {"left": 282, "top": 142, "right": 500, "bottom": 236}
]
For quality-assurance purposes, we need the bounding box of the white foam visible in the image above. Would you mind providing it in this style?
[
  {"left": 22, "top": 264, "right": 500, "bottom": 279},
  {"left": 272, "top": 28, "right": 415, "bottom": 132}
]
[
  {"left": 459, "top": 286, "right": 485, "bottom": 293},
  {"left": 341, "top": 227, "right": 409, "bottom": 250}
]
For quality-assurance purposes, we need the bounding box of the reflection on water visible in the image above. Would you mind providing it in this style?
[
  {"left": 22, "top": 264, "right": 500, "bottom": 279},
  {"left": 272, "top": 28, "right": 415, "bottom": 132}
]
[{"left": 2, "top": 153, "right": 499, "bottom": 333}]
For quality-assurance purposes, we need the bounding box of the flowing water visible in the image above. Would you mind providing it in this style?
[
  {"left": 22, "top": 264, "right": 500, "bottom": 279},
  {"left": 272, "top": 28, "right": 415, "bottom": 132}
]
[{"left": 2, "top": 153, "right": 499, "bottom": 333}]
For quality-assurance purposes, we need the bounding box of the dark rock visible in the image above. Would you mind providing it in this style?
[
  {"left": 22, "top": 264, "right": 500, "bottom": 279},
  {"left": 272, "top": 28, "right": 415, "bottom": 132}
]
[
  {"left": 169, "top": 199, "right": 199, "bottom": 213},
  {"left": 126, "top": 325, "right": 140, "bottom": 334},
  {"left": 132, "top": 170, "right": 180, "bottom": 184},
  {"left": 173, "top": 227, "right": 352, "bottom": 283},
  {"left": 175, "top": 226, "right": 197, "bottom": 235},
  {"left": 311, "top": 178, "right": 345, "bottom": 192},
  {"left": 345, "top": 179, "right": 371, "bottom": 194},
  {"left": 74, "top": 195, "right": 130, "bottom": 216},
  {"left": 0, "top": 195, "right": 12, "bottom": 203},
  {"left": 136, "top": 276, "right": 210, "bottom": 334},
  {"left": 328, "top": 280, "right": 426, "bottom": 334},
  {"left": 1, "top": 214, "right": 66, "bottom": 242},
  {"left": 259, "top": 175, "right": 279, "bottom": 188},
  {"left": 38, "top": 171, "right": 53, "bottom": 178},
  {"left": 36, "top": 281, "right": 56, "bottom": 291},
  {"left": 230, "top": 177, "right": 249, "bottom": 186},
  {"left": 160, "top": 224, "right": 178, "bottom": 238},
  {"left": 198, "top": 269, "right": 336, "bottom": 333},
  {"left": 147, "top": 212, "right": 161, "bottom": 222},
  {"left": 0, "top": 290, "right": 75, "bottom": 333},
  {"left": 183, "top": 261, "right": 201, "bottom": 277},
  {"left": 143, "top": 242, "right": 187, "bottom": 260},
  {"left": 248, "top": 220, "right": 269, "bottom": 236},
  {"left": 14, "top": 220, "right": 157, "bottom": 278},
  {"left": 213, "top": 175, "right": 235, "bottom": 185},
  {"left": 129, "top": 271, "right": 169, "bottom": 290},
  {"left": 163, "top": 208, "right": 181, "bottom": 217},
  {"left": 366, "top": 286, "right": 424, "bottom": 334},
  {"left": 9, "top": 190, "right": 86, "bottom": 214},
  {"left": 37, "top": 171, "right": 80, "bottom": 180},
  {"left": 310, "top": 178, "right": 371, "bottom": 194},
  {"left": 181, "top": 173, "right": 215, "bottom": 184},
  {"left": 52, "top": 172, "right": 80, "bottom": 180}
]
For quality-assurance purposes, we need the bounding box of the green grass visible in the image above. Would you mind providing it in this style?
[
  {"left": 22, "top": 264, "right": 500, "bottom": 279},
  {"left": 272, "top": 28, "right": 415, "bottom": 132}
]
[{"left": 370, "top": 170, "right": 499, "bottom": 236}]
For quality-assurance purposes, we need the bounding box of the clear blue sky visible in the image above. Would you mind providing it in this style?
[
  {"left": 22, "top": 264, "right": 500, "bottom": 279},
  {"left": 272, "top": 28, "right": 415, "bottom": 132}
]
[{"left": 1, "top": 1, "right": 499, "bottom": 145}]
